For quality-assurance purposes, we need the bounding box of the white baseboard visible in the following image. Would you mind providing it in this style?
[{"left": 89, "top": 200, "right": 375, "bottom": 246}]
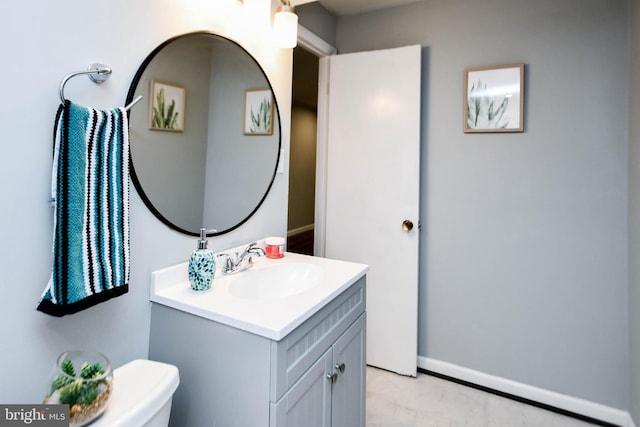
[
  {"left": 417, "top": 356, "right": 634, "bottom": 427},
  {"left": 287, "top": 224, "right": 314, "bottom": 237}
]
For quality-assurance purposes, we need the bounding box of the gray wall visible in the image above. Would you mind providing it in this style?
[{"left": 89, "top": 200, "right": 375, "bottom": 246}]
[
  {"left": 288, "top": 47, "right": 320, "bottom": 232},
  {"left": 0, "top": 0, "right": 291, "bottom": 403},
  {"left": 629, "top": 0, "right": 640, "bottom": 422},
  {"left": 296, "top": 2, "right": 337, "bottom": 47},
  {"left": 336, "top": 0, "right": 630, "bottom": 409},
  {"left": 288, "top": 107, "right": 317, "bottom": 231}
]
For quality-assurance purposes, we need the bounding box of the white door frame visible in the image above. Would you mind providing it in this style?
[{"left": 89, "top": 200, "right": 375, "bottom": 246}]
[{"left": 297, "top": 25, "right": 336, "bottom": 257}]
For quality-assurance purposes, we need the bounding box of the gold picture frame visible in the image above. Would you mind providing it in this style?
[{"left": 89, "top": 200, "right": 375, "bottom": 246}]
[
  {"left": 243, "top": 89, "right": 274, "bottom": 135},
  {"left": 464, "top": 63, "right": 524, "bottom": 133},
  {"left": 149, "top": 80, "right": 186, "bottom": 132}
]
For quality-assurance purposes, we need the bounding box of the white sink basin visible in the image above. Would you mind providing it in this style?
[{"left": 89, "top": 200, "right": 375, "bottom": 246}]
[
  {"left": 229, "top": 262, "right": 323, "bottom": 300},
  {"left": 150, "top": 250, "right": 369, "bottom": 340}
]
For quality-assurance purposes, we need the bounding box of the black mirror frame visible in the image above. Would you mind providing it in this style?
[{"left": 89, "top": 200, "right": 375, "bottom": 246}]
[{"left": 125, "top": 31, "right": 282, "bottom": 237}]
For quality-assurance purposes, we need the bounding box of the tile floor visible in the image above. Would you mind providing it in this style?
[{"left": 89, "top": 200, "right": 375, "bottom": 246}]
[{"left": 366, "top": 367, "right": 601, "bottom": 427}]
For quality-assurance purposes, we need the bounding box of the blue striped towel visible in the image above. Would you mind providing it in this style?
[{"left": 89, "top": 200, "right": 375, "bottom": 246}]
[{"left": 38, "top": 100, "right": 130, "bottom": 316}]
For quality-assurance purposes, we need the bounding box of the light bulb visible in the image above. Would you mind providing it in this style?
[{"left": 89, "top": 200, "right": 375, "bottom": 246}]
[{"left": 273, "top": 5, "right": 298, "bottom": 48}]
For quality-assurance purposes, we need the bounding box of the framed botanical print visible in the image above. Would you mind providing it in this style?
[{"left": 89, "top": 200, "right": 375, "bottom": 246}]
[
  {"left": 244, "top": 89, "right": 274, "bottom": 135},
  {"left": 464, "top": 64, "right": 524, "bottom": 133},
  {"left": 150, "top": 80, "right": 186, "bottom": 132}
]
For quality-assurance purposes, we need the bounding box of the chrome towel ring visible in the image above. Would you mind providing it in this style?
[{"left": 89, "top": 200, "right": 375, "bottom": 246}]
[{"left": 59, "top": 62, "right": 142, "bottom": 111}]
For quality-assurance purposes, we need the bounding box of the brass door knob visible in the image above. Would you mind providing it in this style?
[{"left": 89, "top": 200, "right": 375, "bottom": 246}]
[{"left": 402, "top": 220, "right": 414, "bottom": 232}]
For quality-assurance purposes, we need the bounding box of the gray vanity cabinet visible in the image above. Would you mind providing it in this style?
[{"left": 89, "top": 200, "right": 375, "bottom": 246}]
[
  {"left": 149, "top": 276, "right": 366, "bottom": 427},
  {"left": 330, "top": 314, "right": 366, "bottom": 426},
  {"left": 270, "top": 314, "right": 366, "bottom": 427}
]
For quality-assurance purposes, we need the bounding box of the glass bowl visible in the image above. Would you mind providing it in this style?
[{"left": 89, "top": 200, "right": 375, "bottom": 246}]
[{"left": 43, "top": 350, "right": 113, "bottom": 427}]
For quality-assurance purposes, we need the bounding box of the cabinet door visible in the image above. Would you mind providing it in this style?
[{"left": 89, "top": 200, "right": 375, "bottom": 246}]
[
  {"left": 331, "top": 314, "right": 366, "bottom": 427},
  {"left": 271, "top": 349, "right": 332, "bottom": 427}
]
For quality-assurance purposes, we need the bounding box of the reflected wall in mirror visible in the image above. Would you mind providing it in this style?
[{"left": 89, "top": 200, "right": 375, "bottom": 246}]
[{"left": 126, "top": 32, "right": 281, "bottom": 236}]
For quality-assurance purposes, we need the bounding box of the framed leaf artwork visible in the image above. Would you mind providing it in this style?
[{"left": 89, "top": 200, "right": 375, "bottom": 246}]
[
  {"left": 244, "top": 89, "right": 274, "bottom": 135},
  {"left": 464, "top": 64, "right": 524, "bottom": 133},
  {"left": 150, "top": 80, "right": 185, "bottom": 132}
]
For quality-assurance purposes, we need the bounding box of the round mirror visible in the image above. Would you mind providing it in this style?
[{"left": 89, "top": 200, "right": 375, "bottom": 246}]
[{"left": 126, "top": 32, "right": 281, "bottom": 236}]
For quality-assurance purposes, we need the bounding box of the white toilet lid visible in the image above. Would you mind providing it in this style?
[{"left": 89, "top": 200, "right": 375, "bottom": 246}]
[{"left": 91, "top": 359, "right": 179, "bottom": 427}]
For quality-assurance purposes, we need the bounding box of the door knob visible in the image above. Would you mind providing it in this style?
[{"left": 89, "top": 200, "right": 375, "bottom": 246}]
[
  {"left": 327, "top": 373, "right": 338, "bottom": 384},
  {"left": 402, "top": 220, "right": 414, "bottom": 232},
  {"left": 335, "top": 363, "right": 346, "bottom": 374}
]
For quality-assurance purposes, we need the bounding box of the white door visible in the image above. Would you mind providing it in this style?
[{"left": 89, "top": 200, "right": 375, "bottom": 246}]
[{"left": 323, "top": 45, "right": 421, "bottom": 377}]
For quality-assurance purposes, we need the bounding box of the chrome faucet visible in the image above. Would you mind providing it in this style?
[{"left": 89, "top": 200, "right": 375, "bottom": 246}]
[{"left": 217, "top": 242, "right": 266, "bottom": 275}]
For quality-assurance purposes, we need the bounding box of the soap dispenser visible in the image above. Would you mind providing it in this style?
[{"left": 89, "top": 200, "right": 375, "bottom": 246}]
[{"left": 188, "top": 228, "right": 215, "bottom": 291}]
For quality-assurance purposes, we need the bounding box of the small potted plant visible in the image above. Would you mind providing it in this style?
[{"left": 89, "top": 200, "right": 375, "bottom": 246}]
[{"left": 44, "top": 351, "right": 113, "bottom": 426}]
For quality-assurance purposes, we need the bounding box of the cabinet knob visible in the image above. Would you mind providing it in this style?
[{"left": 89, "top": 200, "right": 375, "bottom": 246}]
[
  {"left": 335, "top": 363, "right": 346, "bottom": 374},
  {"left": 327, "top": 373, "right": 338, "bottom": 384}
]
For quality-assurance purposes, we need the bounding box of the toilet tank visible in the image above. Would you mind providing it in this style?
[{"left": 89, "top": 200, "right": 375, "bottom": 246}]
[{"left": 92, "top": 359, "right": 179, "bottom": 427}]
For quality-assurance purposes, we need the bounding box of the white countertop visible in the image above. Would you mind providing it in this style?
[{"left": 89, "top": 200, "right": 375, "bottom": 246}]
[{"left": 150, "top": 252, "right": 368, "bottom": 341}]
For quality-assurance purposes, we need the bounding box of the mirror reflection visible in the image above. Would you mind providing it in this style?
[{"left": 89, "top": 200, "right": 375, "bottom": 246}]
[{"left": 126, "top": 32, "right": 281, "bottom": 236}]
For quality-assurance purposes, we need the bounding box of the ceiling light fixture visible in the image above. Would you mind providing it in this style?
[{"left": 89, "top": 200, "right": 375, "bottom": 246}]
[{"left": 273, "top": 0, "right": 298, "bottom": 48}]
